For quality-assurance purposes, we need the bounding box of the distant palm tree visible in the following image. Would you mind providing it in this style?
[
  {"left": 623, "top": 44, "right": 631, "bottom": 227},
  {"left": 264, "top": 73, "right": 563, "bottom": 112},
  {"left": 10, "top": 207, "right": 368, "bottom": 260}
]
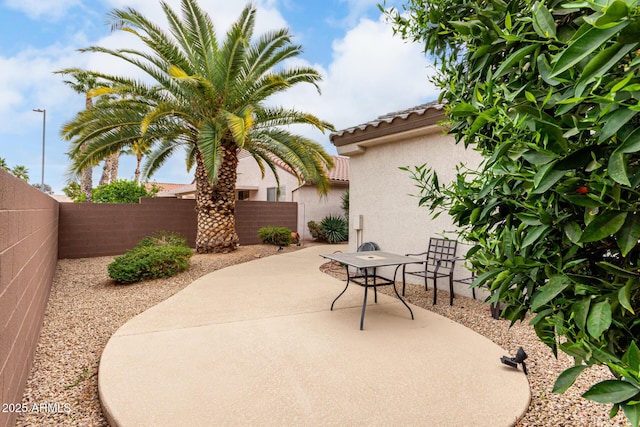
[
  {"left": 57, "top": 70, "right": 97, "bottom": 201},
  {"left": 0, "top": 157, "right": 8, "bottom": 171},
  {"left": 60, "top": 0, "right": 334, "bottom": 253},
  {"left": 11, "top": 165, "right": 29, "bottom": 182}
]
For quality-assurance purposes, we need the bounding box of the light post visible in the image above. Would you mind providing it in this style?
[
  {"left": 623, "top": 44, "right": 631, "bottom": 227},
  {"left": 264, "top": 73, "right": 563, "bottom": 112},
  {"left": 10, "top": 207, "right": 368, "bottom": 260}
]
[{"left": 33, "top": 108, "right": 46, "bottom": 190}]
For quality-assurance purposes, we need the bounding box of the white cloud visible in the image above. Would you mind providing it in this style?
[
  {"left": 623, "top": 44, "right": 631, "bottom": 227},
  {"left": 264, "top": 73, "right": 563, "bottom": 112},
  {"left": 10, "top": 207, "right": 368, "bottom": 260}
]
[
  {"left": 2, "top": 0, "right": 82, "bottom": 20},
  {"left": 271, "top": 14, "right": 439, "bottom": 152}
]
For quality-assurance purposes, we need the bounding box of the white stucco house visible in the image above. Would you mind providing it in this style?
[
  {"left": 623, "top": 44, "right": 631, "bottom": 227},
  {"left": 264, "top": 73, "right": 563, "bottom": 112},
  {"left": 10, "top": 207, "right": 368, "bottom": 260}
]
[
  {"left": 159, "top": 150, "right": 349, "bottom": 239},
  {"left": 330, "top": 101, "right": 483, "bottom": 299}
]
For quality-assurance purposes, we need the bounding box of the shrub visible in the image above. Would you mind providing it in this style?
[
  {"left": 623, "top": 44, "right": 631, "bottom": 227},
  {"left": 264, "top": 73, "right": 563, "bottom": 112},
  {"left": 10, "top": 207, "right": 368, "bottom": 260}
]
[
  {"left": 257, "top": 226, "right": 293, "bottom": 246},
  {"left": 136, "top": 230, "right": 188, "bottom": 248},
  {"left": 307, "top": 220, "right": 325, "bottom": 241},
  {"left": 93, "top": 179, "right": 158, "bottom": 203},
  {"left": 108, "top": 245, "right": 193, "bottom": 284},
  {"left": 320, "top": 214, "right": 348, "bottom": 244}
]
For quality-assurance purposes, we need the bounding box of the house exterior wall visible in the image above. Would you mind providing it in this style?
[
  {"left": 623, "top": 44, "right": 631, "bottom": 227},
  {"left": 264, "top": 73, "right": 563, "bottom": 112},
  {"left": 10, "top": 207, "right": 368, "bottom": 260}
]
[
  {"left": 293, "top": 184, "right": 348, "bottom": 240},
  {"left": 0, "top": 171, "right": 58, "bottom": 427},
  {"left": 341, "top": 125, "right": 482, "bottom": 297},
  {"left": 236, "top": 157, "right": 301, "bottom": 202}
]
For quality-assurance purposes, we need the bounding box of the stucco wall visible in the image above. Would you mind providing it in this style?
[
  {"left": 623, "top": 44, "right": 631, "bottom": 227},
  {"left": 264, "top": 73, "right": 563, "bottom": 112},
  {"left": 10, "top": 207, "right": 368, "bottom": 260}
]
[
  {"left": 293, "top": 184, "right": 348, "bottom": 241},
  {"left": 344, "top": 126, "right": 483, "bottom": 297},
  {"left": 0, "top": 170, "right": 59, "bottom": 427},
  {"left": 236, "top": 157, "right": 301, "bottom": 201}
]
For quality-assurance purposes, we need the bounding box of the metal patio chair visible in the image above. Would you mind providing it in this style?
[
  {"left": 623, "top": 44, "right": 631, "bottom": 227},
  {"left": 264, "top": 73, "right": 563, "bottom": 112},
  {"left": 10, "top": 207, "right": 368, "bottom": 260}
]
[{"left": 402, "top": 238, "right": 458, "bottom": 305}]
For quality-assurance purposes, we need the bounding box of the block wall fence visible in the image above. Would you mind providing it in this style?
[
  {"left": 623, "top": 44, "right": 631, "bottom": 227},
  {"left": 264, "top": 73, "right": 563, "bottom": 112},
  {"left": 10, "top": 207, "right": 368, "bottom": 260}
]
[
  {"left": 58, "top": 199, "right": 298, "bottom": 258},
  {"left": 1, "top": 174, "right": 297, "bottom": 426},
  {"left": 0, "top": 171, "right": 59, "bottom": 427}
]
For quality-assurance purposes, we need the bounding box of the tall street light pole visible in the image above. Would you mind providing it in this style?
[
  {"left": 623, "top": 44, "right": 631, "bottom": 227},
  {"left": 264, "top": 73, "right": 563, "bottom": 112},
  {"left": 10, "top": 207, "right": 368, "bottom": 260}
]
[{"left": 33, "top": 108, "right": 46, "bottom": 190}]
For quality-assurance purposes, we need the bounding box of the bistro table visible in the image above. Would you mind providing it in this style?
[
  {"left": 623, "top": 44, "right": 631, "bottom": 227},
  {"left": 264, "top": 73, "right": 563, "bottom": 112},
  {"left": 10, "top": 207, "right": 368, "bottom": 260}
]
[{"left": 320, "top": 251, "right": 422, "bottom": 330}]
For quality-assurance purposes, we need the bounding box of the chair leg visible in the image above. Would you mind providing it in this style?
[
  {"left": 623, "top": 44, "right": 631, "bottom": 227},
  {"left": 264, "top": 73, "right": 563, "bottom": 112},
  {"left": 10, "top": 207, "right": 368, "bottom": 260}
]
[
  {"left": 449, "top": 275, "right": 454, "bottom": 306},
  {"left": 432, "top": 273, "right": 437, "bottom": 305}
]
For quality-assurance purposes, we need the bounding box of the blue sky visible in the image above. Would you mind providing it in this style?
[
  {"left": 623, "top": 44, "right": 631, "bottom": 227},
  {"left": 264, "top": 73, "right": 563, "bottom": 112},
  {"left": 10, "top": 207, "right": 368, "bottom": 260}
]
[{"left": 0, "top": 0, "right": 438, "bottom": 193}]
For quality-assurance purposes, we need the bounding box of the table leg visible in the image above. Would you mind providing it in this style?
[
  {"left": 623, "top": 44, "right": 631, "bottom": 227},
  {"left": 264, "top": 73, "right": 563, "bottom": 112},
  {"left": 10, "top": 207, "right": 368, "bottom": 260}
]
[
  {"left": 331, "top": 265, "right": 351, "bottom": 311},
  {"left": 393, "top": 265, "right": 414, "bottom": 320},
  {"left": 360, "top": 285, "right": 368, "bottom": 330}
]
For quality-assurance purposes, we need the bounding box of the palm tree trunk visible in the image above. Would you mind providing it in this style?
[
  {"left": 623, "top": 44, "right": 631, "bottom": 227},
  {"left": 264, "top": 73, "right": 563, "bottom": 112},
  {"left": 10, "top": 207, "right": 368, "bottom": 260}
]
[
  {"left": 194, "top": 147, "right": 239, "bottom": 253},
  {"left": 81, "top": 161, "right": 92, "bottom": 202},
  {"left": 99, "top": 157, "right": 112, "bottom": 185},
  {"left": 110, "top": 149, "right": 120, "bottom": 183},
  {"left": 134, "top": 154, "right": 142, "bottom": 184},
  {"left": 81, "top": 93, "right": 94, "bottom": 201}
]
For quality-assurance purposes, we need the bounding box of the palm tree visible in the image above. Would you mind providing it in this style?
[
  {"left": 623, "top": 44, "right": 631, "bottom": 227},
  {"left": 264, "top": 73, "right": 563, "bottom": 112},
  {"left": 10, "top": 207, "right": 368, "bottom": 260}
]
[
  {"left": 0, "top": 157, "right": 8, "bottom": 171},
  {"left": 57, "top": 70, "right": 97, "bottom": 201},
  {"left": 11, "top": 165, "right": 29, "bottom": 182},
  {"left": 60, "top": 0, "right": 334, "bottom": 253}
]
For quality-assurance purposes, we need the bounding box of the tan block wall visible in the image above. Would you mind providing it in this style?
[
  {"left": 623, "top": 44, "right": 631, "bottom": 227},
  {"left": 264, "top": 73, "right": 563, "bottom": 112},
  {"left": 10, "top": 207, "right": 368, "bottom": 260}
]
[
  {"left": 58, "top": 199, "right": 298, "bottom": 258},
  {"left": 0, "top": 170, "right": 59, "bottom": 427}
]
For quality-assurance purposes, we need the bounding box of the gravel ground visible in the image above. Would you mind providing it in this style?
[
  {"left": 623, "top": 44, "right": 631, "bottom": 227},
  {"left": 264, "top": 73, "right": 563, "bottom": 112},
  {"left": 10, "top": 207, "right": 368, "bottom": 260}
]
[{"left": 17, "top": 244, "right": 627, "bottom": 426}]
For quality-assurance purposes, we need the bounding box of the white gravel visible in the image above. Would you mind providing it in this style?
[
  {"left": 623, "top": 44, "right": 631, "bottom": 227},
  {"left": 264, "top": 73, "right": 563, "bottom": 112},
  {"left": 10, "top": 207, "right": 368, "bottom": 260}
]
[{"left": 16, "top": 244, "right": 628, "bottom": 426}]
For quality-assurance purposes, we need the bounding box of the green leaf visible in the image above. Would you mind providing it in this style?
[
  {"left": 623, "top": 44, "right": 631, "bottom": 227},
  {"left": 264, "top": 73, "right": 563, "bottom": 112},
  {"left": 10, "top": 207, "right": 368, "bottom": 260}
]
[
  {"left": 622, "top": 402, "right": 640, "bottom": 427},
  {"left": 495, "top": 44, "right": 538, "bottom": 78},
  {"left": 580, "top": 211, "right": 627, "bottom": 242},
  {"left": 615, "top": 127, "right": 640, "bottom": 154},
  {"left": 533, "top": 1, "right": 557, "bottom": 39},
  {"left": 531, "top": 275, "right": 571, "bottom": 311},
  {"left": 550, "top": 22, "right": 629, "bottom": 78},
  {"left": 583, "top": 379, "right": 640, "bottom": 403},
  {"left": 616, "top": 213, "right": 640, "bottom": 257},
  {"left": 573, "top": 297, "right": 591, "bottom": 331},
  {"left": 619, "top": 281, "right": 635, "bottom": 314},
  {"left": 578, "top": 43, "right": 638, "bottom": 98},
  {"left": 533, "top": 161, "right": 566, "bottom": 194},
  {"left": 587, "top": 300, "right": 612, "bottom": 339},
  {"left": 609, "top": 152, "right": 632, "bottom": 186},
  {"left": 564, "top": 221, "right": 582, "bottom": 243},
  {"left": 553, "top": 365, "right": 588, "bottom": 393},
  {"left": 599, "top": 108, "right": 639, "bottom": 142},
  {"left": 522, "top": 224, "right": 551, "bottom": 248},
  {"left": 450, "top": 103, "right": 479, "bottom": 117},
  {"left": 597, "top": 261, "right": 640, "bottom": 279},
  {"left": 623, "top": 342, "right": 640, "bottom": 375}
]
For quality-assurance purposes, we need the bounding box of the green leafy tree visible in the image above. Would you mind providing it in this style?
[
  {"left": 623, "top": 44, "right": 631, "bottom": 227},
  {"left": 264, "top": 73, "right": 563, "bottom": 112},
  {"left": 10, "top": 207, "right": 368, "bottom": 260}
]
[
  {"left": 386, "top": 0, "right": 640, "bottom": 424},
  {"left": 59, "top": 0, "right": 334, "bottom": 254},
  {"left": 93, "top": 179, "right": 158, "bottom": 203}
]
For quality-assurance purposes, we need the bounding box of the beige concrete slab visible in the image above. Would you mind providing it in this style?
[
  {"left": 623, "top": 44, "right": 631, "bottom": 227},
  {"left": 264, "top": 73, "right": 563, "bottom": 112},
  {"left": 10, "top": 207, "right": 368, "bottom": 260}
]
[{"left": 99, "top": 244, "right": 530, "bottom": 426}]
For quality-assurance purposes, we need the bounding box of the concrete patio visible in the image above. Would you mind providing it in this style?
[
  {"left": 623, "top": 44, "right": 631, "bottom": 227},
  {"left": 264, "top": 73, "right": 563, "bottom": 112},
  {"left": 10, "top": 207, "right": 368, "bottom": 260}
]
[{"left": 98, "top": 244, "right": 530, "bottom": 426}]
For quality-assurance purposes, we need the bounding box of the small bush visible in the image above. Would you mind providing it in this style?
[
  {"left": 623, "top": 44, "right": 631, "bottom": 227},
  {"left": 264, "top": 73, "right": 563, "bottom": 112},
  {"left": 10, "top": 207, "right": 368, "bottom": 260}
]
[
  {"left": 136, "top": 230, "right": 188, "bottom": 248},
  {"left": 320, "top": 214, "right": 348, "bottom": 244},
  {"left": 257, "top": 226, "right": 293, "bottom": 246},
  {"left": 307, "top": 220, "right": 325, "bottom": 241},
  {"left": 108, "top": 244, "right": 192, "bottom": 284}
]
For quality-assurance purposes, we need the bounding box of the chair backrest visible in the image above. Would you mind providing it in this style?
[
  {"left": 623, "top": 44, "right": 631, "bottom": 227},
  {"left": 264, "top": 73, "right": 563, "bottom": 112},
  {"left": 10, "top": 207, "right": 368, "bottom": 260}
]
[
  {"left": 358, "top": 242, "right": 380, "bottom": 252},
  {"left": 427, "top": 238, "right": 457, "bottom": 270},
  {"left": 357, "top": 242, "right": 379, "bottom": 275}
]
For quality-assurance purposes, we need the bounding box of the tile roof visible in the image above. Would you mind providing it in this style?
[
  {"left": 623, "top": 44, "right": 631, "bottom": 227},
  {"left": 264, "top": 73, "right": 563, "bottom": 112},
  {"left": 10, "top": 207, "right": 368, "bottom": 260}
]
[
  {"left": 239, "top": 149, "right": 349, "bottom": 184},
  {"left": 144, "top": 182, "right": 191, "bottom": 192},
  {"left": 330, "top": 101, "right": 445, "bottom": 140},
  {"left": 327, "top": 156, "right": 349, "bottom": 183}
]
